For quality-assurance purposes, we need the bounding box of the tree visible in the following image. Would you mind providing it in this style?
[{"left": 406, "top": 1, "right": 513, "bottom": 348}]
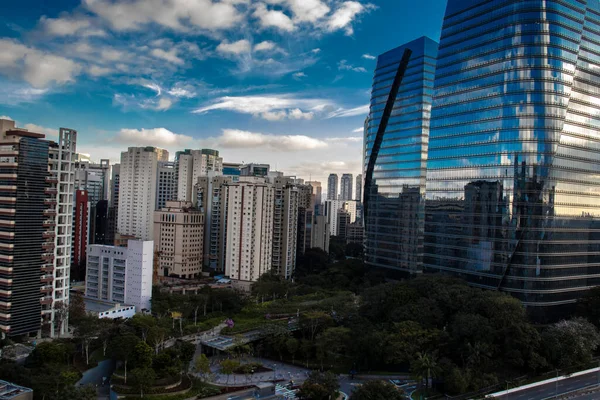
[
  {"left": 301, "top": 311, "right": 332, "bottom": 342},
  {"left": 286, "top": 338, "right": 299, "bottom": 365},
  {"left": 74, "top": 315, "right": 99, "bottom": 365},
  {"left": 297, "top": 371, "right": 339, "bottom": 400},
  {"left": 178, "top": 341, "right": 196, "bottom": 373},
  {"left": 351, "top": 380, "right": 407, "bottom": 400},
  {"left": 220, "top": 359, "right": 240, "bottom": 384},
  {"left": 194, "top": 354, "right": 211, "bottom": 381},
  {"left": 147, "top": 326, "right": 167, "bottom": 354},
  {"left": 131, "top": 341, "right": 154, "bottom": 369},
  {"left": 130, "top": 314, "right": 156, "bottom": 342},
  {"left": 69, "top": 292, "right": 87, "bottom": 328},
  {"left": 53, "top": 301, "right": 69, "bottom": 337},
  {"left": 59, "top": 386, "right": 97, "bottom": 400},
  {"left": 295, "top": 248, "right": 329, "bottom": 278},
  {"left": 577, "top": 287, "right": 600, "bottom": 327},
  {"left": 411, "top": 352, "right": 441, "bottom": 390},
  {"left": 110, "top": 333, "right": 140, "bottom": 383},
  {"left": 316, "top": 327, "right": 351, "bottom": 369},
  {"left": 130, "top": 367, "right": 156, "bottom": 398},
  {"left": 542, "top": 318, "right": 600, "bottom": 368}
]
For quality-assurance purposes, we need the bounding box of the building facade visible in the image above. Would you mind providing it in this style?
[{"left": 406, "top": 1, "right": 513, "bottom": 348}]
[
  {"left": 423, "top": 0, "right": 600, "bottom": 312},
  {"left": 153, "top": 201, "right": 204, "bottom": 279},
  {"left": 156, "top": 161, "right": 175, "bottom": 210},
  {"left": 340, "top": 174, "right": 353, "bottom": 201},
  {"left": 221, "top": 177, "right": 274, "bottom": 282},
  {"left": 327, "top": 174, "right": 338, "bottom": 200},
  {"left": 311, "top": 215, "right": 330, "bottom": 253},
  {"left": 271, "top": 178, "right": 299, "bottom": 279},
  {"left": 117, "top": 147, "right": 168, "bottom": 241},
  {"left": 175, "top": 149, "right": 222, "bottom": 202},
  {"left": 85, "top": 239, "right": 153, "bottom": 312},
  {"left": 363, "top": 36, "right": 437, "bottom": 275},
  {"left": 306, "top": 181, "right": 322, "bottom": 206},
  {"left": 355, "top": 174, "right": 362, "bottom": 202},
  {"left": 72, "top": 190, "right": 89, "bottom": 281},
  {"left": 326, "top": 200, "right": 358, "bottom": 237},
  {"left": 0, "top": 120, "right": 50, "bottom": 337}
]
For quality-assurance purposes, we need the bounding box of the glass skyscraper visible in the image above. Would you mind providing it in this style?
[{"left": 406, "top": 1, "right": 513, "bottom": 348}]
[
  {"left": 364, "top": 36, "right": 438, "bottom": 274},
  {"left": 424, "top": 0, "right": 600, "bottom": 313}
]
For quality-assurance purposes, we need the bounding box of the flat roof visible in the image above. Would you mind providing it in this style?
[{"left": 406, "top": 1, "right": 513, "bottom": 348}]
[
  {"left": 83, "top": 297, "right": 133, "bottom": 313},
  {"left": 0, "top": 380, "right": 33, "bottom": 399},
  {"left": 5, "top": 129, "right": 45, "bottom": 139}
]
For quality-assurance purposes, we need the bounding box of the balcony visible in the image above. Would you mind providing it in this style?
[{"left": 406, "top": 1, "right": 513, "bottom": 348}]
[
  {"left": 44, "top": 209, "right": 56, "bottom": 216},
  {"left": 45, "top": 188, "right": 58, "bottom": 195},
  {"left": 42, "top": 253, "right": 54, "bottom": 262},
  {"left": 42, "top": 231, "right": 55, "bottom": 239},
  {"left": 46, "top": 176, "right": 58, "bottom": 184},
  {"left": 40, "top": 275, "right": 54, "bottom": 284},
  {"left": 40, "top": 285, "right": 52, "bottom": 294},
  {"left": 43, "top": 220, "right": 55, "bottom": 227}
]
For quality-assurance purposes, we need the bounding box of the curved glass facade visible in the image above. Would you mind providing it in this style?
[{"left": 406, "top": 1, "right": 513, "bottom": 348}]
[
  {"left": 424, "top": 0, "right": 600, "bottom": 308},
  {"left": 365, "top": 37, "right": 438, "bottom": 273}
]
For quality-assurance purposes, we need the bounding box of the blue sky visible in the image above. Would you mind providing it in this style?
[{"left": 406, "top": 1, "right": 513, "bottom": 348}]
[{"left": 0, "top": 0, "right": 445, "bottom": 185}]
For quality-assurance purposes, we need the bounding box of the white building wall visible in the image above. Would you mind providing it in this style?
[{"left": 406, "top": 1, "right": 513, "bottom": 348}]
[
  {"left": 326, "top": 200, "right": 358, "bottom": 236},
  {"left": 125, "top": 240, "right": 154, "bottom": 312},
  {"left": 118, "top": 147, "right": 167, "bottom": 240}
]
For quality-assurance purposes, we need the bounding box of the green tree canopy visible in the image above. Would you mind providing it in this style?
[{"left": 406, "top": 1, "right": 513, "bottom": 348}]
[{"left": 351, "top": 380, "right": 407, "bottom": 400}]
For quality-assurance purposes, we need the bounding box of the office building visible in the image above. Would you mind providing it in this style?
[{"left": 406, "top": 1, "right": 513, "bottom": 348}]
[
  {"left": 327, "top": 174, "right": 338, "bottom": 200},
  {"left": 423, "top": 0, "right": 600, "bottom": 312},
  {"left": 363, "top": 37, "right": 437, "bottom": 275},
  {"left": 156, "top": 161, "right": 175, "bottom": 210},
  {"left": 195, "top": 175, "right": 233, "bottom": 270},
  {"left": 326, "top": 200, "right": 357, "bottom": 237},
  {"left": 85, "top": 239, "right": 153, "bottom": 312},
  {"left": 47, "top": 128, "right": 77, "bottom": 337},
  {"left": 117, "top": 147, "right": 168, "bottom": 241},
  {"left": 240, "top": 163, "right": 270, "bottom": 177},
  {"left": 337, "top": 210, "right": 351, "bottom": 241},
  {"left": 108, "top": 164, "right": 120, "bottom": 244},
  {"left": 0, "top": 119, "right": 50, "bottom": 338},
  {"left": 297, "top": 183, "right": 314, "bottom": 255},
  {"left": 311, "top": 215, "right": 330, "bottom": 252},
  {"left": 222, "top": 162, "right": 241, "bottom": 182},
  {"left": 346, "top": 222, "right": 364, "bottom": 245},
  {"left": 154, "top": 201, "right": 204, "bottom": 279},
  {"left": 305, "top": 181, "right": 322, "bottom": 206},
  {"left": 355, "top": 174, "right": 362, "bottom": 202},
  {"left": 73, "top": 158, "right": 110, "bottom": 206},
  {"left": 340, "top": 174, "right": 353, "bottom": 201},
  {"left": 272, "top": 177, "right": 299, "bottom": 279},
  {"left": 174, "top": 149, "right": 222, "bottom": 202},
  {"left": 222, "top": 177, "right": 274, "bottom": 282},
  {"left": 94, "top": 200, "right": 110, "bottom": 245}
]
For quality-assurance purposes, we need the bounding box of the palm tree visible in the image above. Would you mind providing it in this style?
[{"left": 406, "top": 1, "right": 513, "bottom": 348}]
[{"left": 411, "top": 352, "right": 440, "bottom": 390}]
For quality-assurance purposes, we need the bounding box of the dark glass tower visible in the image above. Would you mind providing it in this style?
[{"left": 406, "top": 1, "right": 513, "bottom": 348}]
[
  {"left": 364, "top": 36, "right": 438, "bottom": 274},
  {"left": 424, "top": 0, "right": 600, "bottom": 312}
]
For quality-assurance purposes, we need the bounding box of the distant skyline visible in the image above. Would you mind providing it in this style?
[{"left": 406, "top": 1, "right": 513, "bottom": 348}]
[{"left": 0, "top": 0, "right": 445, "bottom": 186}]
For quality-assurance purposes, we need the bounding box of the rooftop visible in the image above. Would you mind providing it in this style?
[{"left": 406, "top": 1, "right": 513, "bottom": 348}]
[
  {"left": 83, "top": 297, "right": 133, "bottom": 313},
  {"left": 0, "top": 380, "right": 33, "bottom": 400}
]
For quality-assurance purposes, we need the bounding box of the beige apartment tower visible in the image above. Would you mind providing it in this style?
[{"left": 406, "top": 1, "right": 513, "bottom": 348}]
[
  {"left": 153, "top": 201, "right": 204, "bottom": 279},
  {"left": 221, "top": 177, "right": 274, "bottom": 282}
]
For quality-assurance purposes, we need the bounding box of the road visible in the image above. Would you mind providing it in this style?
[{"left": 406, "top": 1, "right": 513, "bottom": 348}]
[
  {"left": 495, "top": 370, "right": 600, "bottom": 400},
  {"left": 75, "top": 359, "right": 115, "bottom": 400}
]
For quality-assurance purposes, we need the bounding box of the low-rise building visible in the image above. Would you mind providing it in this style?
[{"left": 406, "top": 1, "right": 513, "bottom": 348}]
[
  {"left": 0, "top": 380, "right": 33, "bottom": 400},
  {"left": 85, "top": 239, "right": 153, "bottom": 312},
  {"left": 83, "top": 298, "right": 135, "bottom": 319}
]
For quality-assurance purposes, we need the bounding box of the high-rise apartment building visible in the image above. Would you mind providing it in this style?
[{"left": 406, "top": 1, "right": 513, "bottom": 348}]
[
  {"left": 156, "top": 161, "right": 175, "bottom": 210},
  {"left": 327, "top": 174, "right": 338, "bottom": 200},
  {"left": 311, "top": 215, "right": 330, "bottom": 253},
  {"left": 195, "top": 175, "right": 233, "bottom": 270},
  {"left": 305, "top": 181, "right": 322, "bottom": 206},
  {"left": 221, "top": 177, "right": 274, "bottom": 282},
  {"left": 72, "top": 190, "right": 89, "bottom": 281},
  {"left": 117, "top": 147, "right": 168, "bottom": 241},
  {"left": 271, "top": 177, "right": 299, "bottom": 279},
  {"left": 153, "top": 201, "right": 204, "bottom": 279},
  {"left": 326, "top": 200, "right": 357, "bottom": 237},
  {"left": 340, "top": 174, "right": 353, "bottom": 201},
  {"left": 175, "top": 149, "right": 222, "bottom": 202},
  {"left": 85, "top": 239, "right": 153, "bottom": 312},
  {"left": 0, "top": 119, "right": 51, "bottom": 337},
  {"left": 355, "top": 174, "right": 362, "bottom": 202},
  {"left": 47, "top": 128, "right": 77, "bottom": 337},
  {"left": 363, "top": 36, "right": 437, "bottom": 275},
  {"left": 423, "top": 0, "right": 600, "bottom": 313},
  {"left": 240, "top": 163, "right": 270, "bottom": 177},
  {"left": 108, "top": 164, "right": 120, "bottom": 244},
  {"left": 337, "top": 210, "right": 351, "bottom": 241},
  {"left": 297, "top": 183, "right": 314, "bottom": 256},
  {"left": 73, "top": 158, "right": 110, "bottom": 206}
]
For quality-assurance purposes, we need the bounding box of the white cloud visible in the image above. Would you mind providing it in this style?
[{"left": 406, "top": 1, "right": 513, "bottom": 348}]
[
  {"left": 167, "top": 85, "right": 196, "bottom": 98},
  {"left": 352, "top": 127, "right": 363, "bottom": 133},
  {"left": 150, "top": 48, "right": 184, "bottom": 65},
  {"left": 327, "top": 104, "right": 369, "bottom": 118},
  {"left": 327, "top": 1, "right": 368, "bottom": 34},
  {"left": 0, "top": 116, "right": 13, "bottom": 120},
  {"left": 143, "top": 82, "right": 162, "bottom": 96},
  {"left": 23, "top": 123, "right": 59, "bottom": 137},
  {"left": 293, "top": 71, "right": 307, "bottom": 80},
  {"left": 101, "top": 48, "right": 124, "bottom": 61},
  {"left": 311, "top": 48, "right": 321, "bottom": 54},
  {"left": 83, "top": 0, "right": 244, "bottom": 32},
  {"left": 362, "top": 53, "right": 376, "bottom": 60},
  {"left": 89, "top": 65, "right": 112, "bottom": 77},
  {"left": 254, "top": 41, "right": 277, "bottom": 52},
  {"left": 285, "top": 0, "right": 330, "bottom": 23},
  {"left": 0, "top": 39, "right": 81, "bottom": 88},
  {"left": 338, "top": 59, "right": 367, "bottom": 73},
  {"left": 156, "top": 98, "right": 173, "bottom": 111},
  {"left": 193, "top": 94, "right": 333, "bottom": 120},
  {"left": 326, "top": 136, "right": 362, "bottom": 143},
  {"left": 253, "top": 3, "right": 296, "bottom": 32},
  {"left": 217, "top": 39, "right": 252, "bottom": 55},
  {"left": 218, "top": 129, "right": 327, "bottom": 151},
  {"left": 114, "top": 127, "right": 192, "bottom": 147},
  {"left": 40, "top": 15, "right": 91, "bottom": 36}
]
